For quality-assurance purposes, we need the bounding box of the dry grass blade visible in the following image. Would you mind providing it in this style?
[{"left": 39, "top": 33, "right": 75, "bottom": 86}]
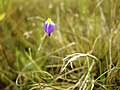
[{"left": 61, "top": 53, "right": 98, "bottom": 73}]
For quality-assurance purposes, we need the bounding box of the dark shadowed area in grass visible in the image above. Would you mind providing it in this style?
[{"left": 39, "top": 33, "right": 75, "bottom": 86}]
[{"left": 0, "top": 0, "right": 120, "bottom": 90}]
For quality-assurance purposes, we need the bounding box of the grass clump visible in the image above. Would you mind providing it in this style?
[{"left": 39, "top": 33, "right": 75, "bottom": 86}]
[{"left": 0, "top": 0, "right": 120, "bottom": 90}]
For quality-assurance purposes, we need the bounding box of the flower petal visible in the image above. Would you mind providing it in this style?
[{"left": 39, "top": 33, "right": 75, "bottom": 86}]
[
  {"left": 47, "top": 22, "right": 55, "bottom": 35},
  {"left": 44, "top": 21, "right": 48, "bottom": 33}
]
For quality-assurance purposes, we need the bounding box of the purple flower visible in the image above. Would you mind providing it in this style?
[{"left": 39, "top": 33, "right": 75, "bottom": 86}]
[{"left": 44, "top": 18, "right": 55, "bottom": 36}]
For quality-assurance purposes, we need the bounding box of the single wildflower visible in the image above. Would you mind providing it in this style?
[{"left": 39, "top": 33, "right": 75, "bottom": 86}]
[{"left": 44, "top": 18, "right": 55, "bottom": 36}]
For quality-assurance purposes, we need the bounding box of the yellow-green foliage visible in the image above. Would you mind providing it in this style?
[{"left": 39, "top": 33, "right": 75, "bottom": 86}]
[{"left": 0, "top": 0, "right": 120, "bottom": 90}]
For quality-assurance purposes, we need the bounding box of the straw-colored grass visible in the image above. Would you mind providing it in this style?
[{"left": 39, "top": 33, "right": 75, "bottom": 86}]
[{"left": 0, "top": 0, "right": 120, "bottom": 90}]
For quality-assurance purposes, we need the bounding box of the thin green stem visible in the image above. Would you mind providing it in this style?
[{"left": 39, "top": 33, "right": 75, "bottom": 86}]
[
  {"left": 49, "top": 37, "right": 54, "bottom": 75},
  {"left": 87, "top": 57, "right": 90, "bottom": 81},
  {"left": 28, "top": 47, "right": 40, "bottom": 70},
  {"left": 0, "top": 72, "right": 16, "bottom": 86}
]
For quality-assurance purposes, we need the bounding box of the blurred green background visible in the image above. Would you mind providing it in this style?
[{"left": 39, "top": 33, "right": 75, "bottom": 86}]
[{"left": 0, "top": 0, "right": 120, "bottom": 90}]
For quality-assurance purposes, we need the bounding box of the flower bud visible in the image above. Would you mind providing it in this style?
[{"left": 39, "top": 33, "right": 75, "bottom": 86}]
[{"left": 44, "top": 18, "right": 55, "bottom": 36}]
